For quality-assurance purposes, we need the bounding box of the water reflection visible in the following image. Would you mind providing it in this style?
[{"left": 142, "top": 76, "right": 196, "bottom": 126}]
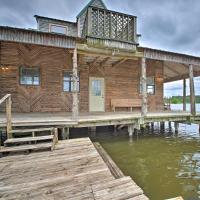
[{"left": 93, "top": 123, "right": 200, "bottom": 200}]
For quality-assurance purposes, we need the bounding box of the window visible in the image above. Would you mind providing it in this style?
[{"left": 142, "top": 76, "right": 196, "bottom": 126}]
[
  {"left": 92, "top": 80, "right": 101, "bottom": 96},
  {"left": 63, "top": 72, "right": 80, "bottom": 92},
  {"left": 20, "top": 67, "right": 40, "bottom": 86},
  {"left": 140, "top": 76, "right": 155, "bottom": 95},
  {"left": 50, "top": 24, "right": 67, "bottom": 34}
]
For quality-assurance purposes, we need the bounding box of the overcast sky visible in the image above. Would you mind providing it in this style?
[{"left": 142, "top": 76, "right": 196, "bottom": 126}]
[{"left": 0, "top": 0, "right": 200, "bottom": 97}]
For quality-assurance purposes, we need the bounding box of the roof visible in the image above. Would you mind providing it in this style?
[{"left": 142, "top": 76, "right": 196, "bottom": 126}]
[
  {"left": 77, "top": 0, "right": 107, "bottom": 18},
  {"left": 0, "top": 26, "right": 85, "bottom": 49},
  {"left": 139, "top": 46, "right": 200, "bottom": 83},
  {"left": 34, "top": 15, "right": 76, "bottom": 25}
]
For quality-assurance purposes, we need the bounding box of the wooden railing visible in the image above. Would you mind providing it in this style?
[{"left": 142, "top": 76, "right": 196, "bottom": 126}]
[
  {"left": 85, "top": 6, "right": 137, "bottom": 44},
  {"left": 0, "top": 94, "right": 12, "bottom": 138}
]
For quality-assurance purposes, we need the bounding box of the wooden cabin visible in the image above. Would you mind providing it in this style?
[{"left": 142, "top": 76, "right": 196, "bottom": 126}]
[{"left": 0, "top": 0, "right": 200, "bottom": 119}]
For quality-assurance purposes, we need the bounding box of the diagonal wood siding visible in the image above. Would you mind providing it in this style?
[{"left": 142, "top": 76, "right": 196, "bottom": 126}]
[{"left": 0, "top": 41, "right": 164, "bottom": 113}]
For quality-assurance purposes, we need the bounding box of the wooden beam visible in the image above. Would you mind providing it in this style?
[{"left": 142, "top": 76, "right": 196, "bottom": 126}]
[
  {"left": 112, "top": 59, "right": 127, "bottom": 68},
  {"left": 141, "top": 57, "right": 147, "bottom": 117},
  {"left": 88, "top": 56, "right": 101, "bottom": 66},
  {"left": 164, "top": 71, "right": 200, "bottom": 83},
  {"left": 189, "top": 64, "right": 196, "bottom": 116},
  {"left": 77, "top": 44, "right": 142, "bottom": 60},
  {"left": 164, "top": 63, "right": 181, "bottom": 75},
  {"left": 183, "top": 79, "right": 186, "bottom": 111},
  {"left": 72, "top": 48, "right": 79, "bottom": 120},
  {"left": 144, "top": 48, "right": 200, "bottom": 66},
  {"left": 100, "top": 57, "right": 110, "bottom": 66}
]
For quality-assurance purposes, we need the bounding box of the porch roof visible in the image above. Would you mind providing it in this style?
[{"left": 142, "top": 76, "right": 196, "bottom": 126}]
[{"left": 140, "top": 47, "right": 200, "bottom": 83}]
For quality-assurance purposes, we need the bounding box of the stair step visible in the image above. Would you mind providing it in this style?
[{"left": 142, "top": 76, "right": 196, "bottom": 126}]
[
  {"left": 0, "top": 142, "right": 52, "bottom": 154},
  {"left": 4, "top": 135, "right": 54, "bottom": 145},
  {"left": 11, "top": 127, "right": 54, "bottom": 134}
]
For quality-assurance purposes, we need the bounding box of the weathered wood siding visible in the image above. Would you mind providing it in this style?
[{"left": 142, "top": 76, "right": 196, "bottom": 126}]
[
  {"left": 79, "top": 58, "right": 164, "bottom": 112},
  {"left": 36, "top": 17, "right": 77, "bottom": 37},
  {"left": 0, "top": 42, "right": 164, "bottom": 113},
  {"left": 77, "top": 0, "right": 106, "bottom": 37},
  {"left": 0, "top": 26, "right": 77, "bottom": 49}
]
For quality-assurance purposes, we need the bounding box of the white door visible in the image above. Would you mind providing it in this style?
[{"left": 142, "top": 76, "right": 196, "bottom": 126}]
[{"left": 89, "top": 77, "right": 105, "bottom": 112}]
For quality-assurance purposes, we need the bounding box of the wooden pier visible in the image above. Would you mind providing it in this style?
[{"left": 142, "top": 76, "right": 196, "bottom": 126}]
[{"left": 0, "top": 138, "right": 148, "bottom": 200}]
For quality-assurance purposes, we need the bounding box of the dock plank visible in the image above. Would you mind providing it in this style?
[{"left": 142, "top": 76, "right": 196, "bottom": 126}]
[{"left": 0, "top": 138, "right": 149, "bottom": 200}]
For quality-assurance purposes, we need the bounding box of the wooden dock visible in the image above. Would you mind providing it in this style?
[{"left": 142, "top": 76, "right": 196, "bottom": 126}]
[
  {"left": 0, "top": 138, "right": 149, "bottom": 200},
  {"left": 0, "top": 111, "right": 199, "bottom": 128}
]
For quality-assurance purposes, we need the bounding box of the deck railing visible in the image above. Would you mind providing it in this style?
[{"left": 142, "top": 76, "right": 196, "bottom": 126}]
[
  {"left": 0, "top": 94, "right": 12, "bottom": 139},
  {"left": 85, "top": 6, "right": 137, "bottom": 44}
]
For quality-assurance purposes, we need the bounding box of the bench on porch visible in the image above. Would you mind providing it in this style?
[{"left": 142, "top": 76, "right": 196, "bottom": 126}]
[{"left": 111, "top": 99, "right": 142, "bottom": 112}]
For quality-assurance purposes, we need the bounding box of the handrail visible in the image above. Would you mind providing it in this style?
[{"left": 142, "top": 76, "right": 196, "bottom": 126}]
[{"left": 0, "top": 94, "right": 12, "bottom": 139}]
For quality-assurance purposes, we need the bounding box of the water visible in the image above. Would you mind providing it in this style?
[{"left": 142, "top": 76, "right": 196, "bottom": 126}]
[
  {"left": 92, "top": 104, "right": 200, "bottom": 200},
  {"left": 170, "top": 104, "right": 200, "bottom": 112}
]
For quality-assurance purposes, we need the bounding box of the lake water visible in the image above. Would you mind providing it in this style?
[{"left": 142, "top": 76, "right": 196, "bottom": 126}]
[{"left": 92, "top": 104, "right": 200, "bottom": 200}]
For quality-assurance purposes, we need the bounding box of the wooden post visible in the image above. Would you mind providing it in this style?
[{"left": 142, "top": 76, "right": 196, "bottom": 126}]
[
  {"left": 61, "top": 127, "right": 69, "bottom": 140},
  {"left": 183, "top": 79, "right": 186, "bottom": 111},
  {"left": 72, "top": 48, "right": 79, "bottom": 120},
  {"left": 128, "top": 124, "right": 134, "bottom": 137},
  {"left": 160, "top": 122, "right": 165, "bottom": 133},
  {"left": 6, "top": 95, "right": 12, "bottom": 138},
  {"left": 141, "top": 57, "right": 147, "bottom": 117},
  {"left": 174, "top": 122, "right": 179, "bottom": 134},
  {"left": 189, "top": 64, "right": 196, "bottom": 116}
]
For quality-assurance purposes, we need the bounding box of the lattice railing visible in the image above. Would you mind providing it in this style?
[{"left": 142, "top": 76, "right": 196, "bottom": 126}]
[{"left": 86, "top": 6, "right": 137, "bottom": 43}]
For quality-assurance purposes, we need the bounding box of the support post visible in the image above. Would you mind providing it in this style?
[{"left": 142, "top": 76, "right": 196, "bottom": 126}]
[
  {"left": 174, "top": 122, "right": 179, "bottom": 134},
  {"left": 168, "top": 121, "right": 172, "bottom": 129},
  {"left": 141, "top": 57, "right": 147, "bottom": 117},
  {"left": 72, "top": 48, "right": 79, "bottom": 120},
  {"left": 151, "top": 122, "right": 154, "bottom": 133},
  {"left": 160, "top": 122, "right": 165, "bottom": 133},
  {"left": 183, "top": 79, "right": 186, "bottom": 111},
  {"left": 128, "top": 124, "right": 134, "bottom": 137},
  {"left": 6, "top": 96, "right": 12, "bottom": 138},
  {"left": 61, "top": 127, "right": 69, "bottom": 140},
  {"left": 189, "top": 64, "right": 196, "bottom": 116}
]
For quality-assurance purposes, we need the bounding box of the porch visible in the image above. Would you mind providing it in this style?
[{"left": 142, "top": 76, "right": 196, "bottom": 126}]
[{"left": 0, "top": 111, "right": 199, "bottom": 129}]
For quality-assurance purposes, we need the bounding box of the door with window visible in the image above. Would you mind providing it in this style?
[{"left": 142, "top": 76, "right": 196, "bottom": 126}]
[{"left": 89, "top": 77, "right": 105, "bottom": 112}]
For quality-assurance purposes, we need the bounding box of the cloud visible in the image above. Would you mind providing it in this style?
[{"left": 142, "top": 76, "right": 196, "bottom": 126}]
[{"left": 0, "top": 0, "right": 200, "bottom": 97}]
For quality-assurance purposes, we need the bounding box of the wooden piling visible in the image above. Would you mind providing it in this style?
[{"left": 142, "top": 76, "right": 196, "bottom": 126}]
[
  {"left": 189, "top": 64, "right": 196, "bottom": 116},
  {"left": 174, "top": 122, "right": 179, "bottom": 134},
  {"left": 183, "top": 79, "right": 186, "bottom": 111},
  {"left": 61, "top": 127, "right": 69, "bottom": 140}
]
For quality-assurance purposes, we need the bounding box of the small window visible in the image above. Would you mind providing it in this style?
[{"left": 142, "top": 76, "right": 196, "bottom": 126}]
[
  {"left": 140, "top": 76, "right": 155, "bottom": 95},
  {"left": 63, "top": 72, "right": 80, "bottom": 92},
  {"left": 20, "top": 67, "right": 40, "bottom": 86},
  {"left": 92, "top": 80, "right": 101, "bottom": 96},
  {"left": 50, "top": 24, "right": 67, "bottom": 34}
]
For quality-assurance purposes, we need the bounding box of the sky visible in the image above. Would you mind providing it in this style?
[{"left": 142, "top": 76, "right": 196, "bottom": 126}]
[{"left": 0, "top": 0, "right": 200, "bottom": 97}]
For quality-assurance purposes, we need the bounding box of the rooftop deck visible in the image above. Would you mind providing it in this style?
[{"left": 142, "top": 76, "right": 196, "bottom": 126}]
[
  {"left": 0, "top": 138, "right": 148, "bottom": 200},
  {"left": 0, "top": 111, "right": 199, "bottom": 128}
]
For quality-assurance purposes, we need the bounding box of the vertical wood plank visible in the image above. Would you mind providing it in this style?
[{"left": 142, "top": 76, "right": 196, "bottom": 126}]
[
  {"left": 6, "top": 95, "right": 12, "bottom": 138},
  {"left": 87, "top": 7, "right": 92, "bottom": 36},
  {"left": 141, "top": 57, "right": 147, "bottom": 117},
  {"left": 183, "top": 78, "right": 186, "bottom": 111},
  {"left": 189, "top": 64, "right": 196, "bottom": 116},
  {"left": 72, "top": 48, "right": 79, "bottom": 120}
]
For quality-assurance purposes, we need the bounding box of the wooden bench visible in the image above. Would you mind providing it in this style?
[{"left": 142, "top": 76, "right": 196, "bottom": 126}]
[{"left": 111, "top": 99, "right": 142, "bottom": 112}]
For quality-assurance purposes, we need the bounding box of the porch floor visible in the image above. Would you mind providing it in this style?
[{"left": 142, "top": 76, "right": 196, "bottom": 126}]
[{"left": 0, "top": 111, "right": 199, "bottom": 128}]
